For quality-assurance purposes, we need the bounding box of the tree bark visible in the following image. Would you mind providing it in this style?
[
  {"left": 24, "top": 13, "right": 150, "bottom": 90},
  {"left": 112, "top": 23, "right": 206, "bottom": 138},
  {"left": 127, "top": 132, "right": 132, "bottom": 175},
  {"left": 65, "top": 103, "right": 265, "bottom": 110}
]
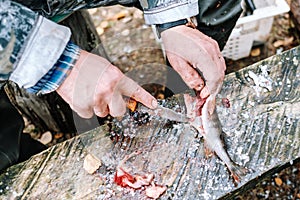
[
  {"left": 290, "top": 0, "right": 300, "bottom": 32},
  {"left": 5, "top": 10, "right": 108, "bottom": 134}
]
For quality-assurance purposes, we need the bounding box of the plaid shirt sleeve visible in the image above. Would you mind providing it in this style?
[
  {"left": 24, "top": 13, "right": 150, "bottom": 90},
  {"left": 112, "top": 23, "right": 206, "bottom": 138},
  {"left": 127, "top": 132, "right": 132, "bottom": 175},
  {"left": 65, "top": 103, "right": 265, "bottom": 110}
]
[{"left": 27, "top": 41, "right": 80, "bottom": 95}]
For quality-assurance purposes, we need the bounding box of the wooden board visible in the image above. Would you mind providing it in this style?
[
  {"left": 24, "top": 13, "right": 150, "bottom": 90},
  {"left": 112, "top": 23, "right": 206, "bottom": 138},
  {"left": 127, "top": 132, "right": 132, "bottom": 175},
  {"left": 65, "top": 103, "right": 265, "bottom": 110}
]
[{"left": 0, "top": 46, "right": 299, "bottom": 199}]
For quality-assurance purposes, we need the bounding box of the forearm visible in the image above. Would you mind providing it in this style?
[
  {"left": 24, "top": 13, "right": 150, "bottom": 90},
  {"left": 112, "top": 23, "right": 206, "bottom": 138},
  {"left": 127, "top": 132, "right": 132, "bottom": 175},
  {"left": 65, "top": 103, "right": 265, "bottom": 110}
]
[
  {"left": 13, "top": 0, "right": 141, "bottom": 18},
  {"left": 0, "top": 0, "right": 71, "bottom": 88}
]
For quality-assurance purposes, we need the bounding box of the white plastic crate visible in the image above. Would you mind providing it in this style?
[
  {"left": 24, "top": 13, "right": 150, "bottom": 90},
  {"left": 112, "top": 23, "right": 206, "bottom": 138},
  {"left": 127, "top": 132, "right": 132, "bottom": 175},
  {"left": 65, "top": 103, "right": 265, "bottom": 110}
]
[{"left": 221, "top": 0, "right": 290, "bottom": 60}]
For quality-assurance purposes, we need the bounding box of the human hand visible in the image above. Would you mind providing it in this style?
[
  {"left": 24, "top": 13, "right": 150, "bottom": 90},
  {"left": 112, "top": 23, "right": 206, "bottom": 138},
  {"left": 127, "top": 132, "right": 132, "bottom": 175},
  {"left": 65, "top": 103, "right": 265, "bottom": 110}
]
[
  {"left": 161, "top": 25, "right": 226, "bottom": 99},
  {"left": 56, "top": 50, "right": 157, "bottom": 118}
]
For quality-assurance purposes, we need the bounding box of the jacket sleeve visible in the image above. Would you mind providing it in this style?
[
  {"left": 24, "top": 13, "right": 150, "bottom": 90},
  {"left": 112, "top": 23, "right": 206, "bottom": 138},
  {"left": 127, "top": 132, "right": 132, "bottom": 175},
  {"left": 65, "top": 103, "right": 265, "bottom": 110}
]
[
  {"left": 0, "top": 0, "right": 71, "bottom": 88},
  {"left": 140, "top": 0, "right": 199, "bottom": 24},
  {"left": 14, "top": 0, "right": 198, "bottom": 25}
]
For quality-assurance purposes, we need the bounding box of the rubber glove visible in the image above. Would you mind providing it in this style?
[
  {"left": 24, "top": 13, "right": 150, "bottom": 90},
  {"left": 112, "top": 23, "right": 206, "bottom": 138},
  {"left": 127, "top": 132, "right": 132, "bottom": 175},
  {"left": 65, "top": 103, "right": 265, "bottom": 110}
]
[
  {"left": 57, "top": 50, "right": 157, "bottom": 118},
  {"left": 161, "top": 25, "right": 226, "bottom": 100}
]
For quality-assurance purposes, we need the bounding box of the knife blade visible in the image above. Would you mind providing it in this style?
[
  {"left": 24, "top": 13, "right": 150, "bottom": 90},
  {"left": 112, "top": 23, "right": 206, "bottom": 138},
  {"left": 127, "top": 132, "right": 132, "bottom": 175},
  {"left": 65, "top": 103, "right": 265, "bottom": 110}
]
[
  {"left": 138, "top": 104, "right": 190, "bottom": 123},
  {"left": 126, "top": 98, "right": 189, "bottom": 123}
]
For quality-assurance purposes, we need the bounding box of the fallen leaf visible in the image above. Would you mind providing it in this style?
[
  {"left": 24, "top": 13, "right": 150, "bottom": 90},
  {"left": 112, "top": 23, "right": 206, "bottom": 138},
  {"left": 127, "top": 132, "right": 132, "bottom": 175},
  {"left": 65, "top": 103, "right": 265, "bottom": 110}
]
[
  {"left": 121, "top": 29, "right": 130, "bottom": 36},
  {"left": 38, "top": 131, "right": 52, "bottom": 145},
  {"left": 111, "top": 11, "right": 128, "bottom": 20},
  {"left": 83, "top": 154, "right": 102, "bottom": 174},
  {"left": 121, "top": 17, "right": 132, "bottom": 24},
  {"left": 96, "top": 27, "right": 104, "bottom": 36},
  {"left": 145, "top": 184, "right": 167, "bottom": 199},
  {"left": 273, "top": 36, "right": 294, "bottom": 48},
  {"left": 284, "top": 36, "right": 294, "bottom": 46},
  {"left": 100, "top": 21, "right": 109, "bottom": 29},
  {"left": 88, "top": 8, "right": 98, "bottom": 15},
  {"left": 54, "top": 132, "right": 63, "bottom": 139},
  {"left": 273, "top": 40, "right": 284, "bottom": 48},
  {"left": 274, "top": 177, "right": 283, "bottom": 186},
  {"left": 250, "top": 48, "right": 261, "bottom": 57}
]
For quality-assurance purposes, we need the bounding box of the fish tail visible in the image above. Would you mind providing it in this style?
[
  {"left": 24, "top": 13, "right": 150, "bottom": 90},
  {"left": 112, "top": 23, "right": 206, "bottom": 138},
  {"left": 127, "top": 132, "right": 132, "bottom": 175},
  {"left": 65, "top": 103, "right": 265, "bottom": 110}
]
[{"left": 229, "top": 163, "right": 248, "bottom": 183}]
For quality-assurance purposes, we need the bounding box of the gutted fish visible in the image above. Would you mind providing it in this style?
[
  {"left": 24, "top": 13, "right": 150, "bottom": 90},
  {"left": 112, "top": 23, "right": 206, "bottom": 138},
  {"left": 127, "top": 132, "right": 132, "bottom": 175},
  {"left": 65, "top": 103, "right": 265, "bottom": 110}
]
[{"left": 186, "top": 94, "right": 247, "bottom": 183}]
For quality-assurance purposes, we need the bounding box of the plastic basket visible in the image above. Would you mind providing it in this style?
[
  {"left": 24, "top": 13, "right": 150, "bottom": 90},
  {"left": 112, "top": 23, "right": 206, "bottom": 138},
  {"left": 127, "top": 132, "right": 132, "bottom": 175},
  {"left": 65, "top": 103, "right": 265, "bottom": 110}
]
[{"left": 221, "top": 0, "right": 290, "bottom": 60}]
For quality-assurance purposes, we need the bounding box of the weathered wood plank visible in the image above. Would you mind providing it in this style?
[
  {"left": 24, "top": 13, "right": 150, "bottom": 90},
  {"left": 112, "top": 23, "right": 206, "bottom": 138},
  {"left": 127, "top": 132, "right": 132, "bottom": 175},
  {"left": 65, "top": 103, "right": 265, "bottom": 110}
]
[
  {"left": 291, "top": 0, "right": 300, "bottom": 32},
  {"left": 0, "top": 46, "right": 299, "bottom": 199}
]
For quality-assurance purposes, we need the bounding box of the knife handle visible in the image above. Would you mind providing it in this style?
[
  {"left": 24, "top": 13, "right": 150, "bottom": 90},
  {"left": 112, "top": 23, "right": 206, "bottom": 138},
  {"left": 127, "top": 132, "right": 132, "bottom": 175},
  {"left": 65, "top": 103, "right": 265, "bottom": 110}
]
[{"left": 125, "top": 97, "right": 138, "bottom": 112}]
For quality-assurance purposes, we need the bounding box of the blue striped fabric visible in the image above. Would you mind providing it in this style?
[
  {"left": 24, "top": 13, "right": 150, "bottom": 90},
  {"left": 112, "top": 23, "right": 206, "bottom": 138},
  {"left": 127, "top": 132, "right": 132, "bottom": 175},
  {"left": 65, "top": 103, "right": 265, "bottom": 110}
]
[{"left": 27, "top": 41, "right": 80, "bottom": 95}]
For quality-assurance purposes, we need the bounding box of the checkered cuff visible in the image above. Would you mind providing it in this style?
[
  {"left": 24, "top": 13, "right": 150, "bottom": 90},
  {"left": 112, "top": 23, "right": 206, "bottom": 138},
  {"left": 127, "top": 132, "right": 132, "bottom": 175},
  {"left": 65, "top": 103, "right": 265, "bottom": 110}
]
[{"left": 27, "top": 41, "right": 80, "bottom": 95}]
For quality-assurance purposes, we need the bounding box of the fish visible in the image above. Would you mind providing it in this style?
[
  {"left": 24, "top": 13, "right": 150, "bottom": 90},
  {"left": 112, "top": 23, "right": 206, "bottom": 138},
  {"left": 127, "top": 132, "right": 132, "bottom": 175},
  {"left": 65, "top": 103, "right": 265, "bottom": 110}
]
[{"left": 188, "top": 94, "right": 248, "bottom": 183}]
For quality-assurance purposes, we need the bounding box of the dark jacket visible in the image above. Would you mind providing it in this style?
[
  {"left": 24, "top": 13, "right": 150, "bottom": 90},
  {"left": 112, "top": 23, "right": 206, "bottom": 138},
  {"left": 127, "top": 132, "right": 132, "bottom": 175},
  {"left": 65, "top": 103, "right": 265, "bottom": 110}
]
[{"left": 0, "top": 0, "right": 242, "bottom": 89}]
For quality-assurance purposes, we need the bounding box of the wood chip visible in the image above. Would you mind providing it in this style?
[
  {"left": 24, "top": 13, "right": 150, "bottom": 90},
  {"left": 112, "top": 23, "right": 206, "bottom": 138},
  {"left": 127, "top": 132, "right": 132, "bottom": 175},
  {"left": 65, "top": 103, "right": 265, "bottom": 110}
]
[
  {"left": 38, "top": 131, "right": 52, "bottom": 145},
  {"left": 83, "top": 154, "right": 102, "bottom": 174},
  {"left": 274, "top": 177, "right": 283, "bottom": 186}
]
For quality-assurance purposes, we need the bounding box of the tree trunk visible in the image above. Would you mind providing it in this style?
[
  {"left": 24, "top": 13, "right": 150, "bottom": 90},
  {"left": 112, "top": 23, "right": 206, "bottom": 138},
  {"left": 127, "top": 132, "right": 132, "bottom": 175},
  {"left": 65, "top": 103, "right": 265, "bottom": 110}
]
[
  {"left": 5, "top": 10, "right": 108, "bottom": 134},
  {"left": 290, "top": 0, "right": 300, "bottom": 32}
]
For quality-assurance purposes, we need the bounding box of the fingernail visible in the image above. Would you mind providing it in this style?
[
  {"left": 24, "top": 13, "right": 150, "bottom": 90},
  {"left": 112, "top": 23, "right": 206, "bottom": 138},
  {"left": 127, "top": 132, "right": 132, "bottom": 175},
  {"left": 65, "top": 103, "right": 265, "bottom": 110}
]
[{"left": 151, "top": 99, "right": 158, "bottom": 108}]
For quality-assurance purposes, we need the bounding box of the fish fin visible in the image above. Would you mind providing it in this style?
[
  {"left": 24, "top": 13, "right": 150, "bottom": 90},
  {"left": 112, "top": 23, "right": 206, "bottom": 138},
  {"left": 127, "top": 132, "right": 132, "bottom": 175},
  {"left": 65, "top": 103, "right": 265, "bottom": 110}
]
[
  {"left": 229, "top": 163, "right": 248, "bottom": 184},
  {"left": 207, "top": 98, "right": 216, "bottom": 116},
  {"left": 204, "top": 141, "right": 214, "bottom": 158}
]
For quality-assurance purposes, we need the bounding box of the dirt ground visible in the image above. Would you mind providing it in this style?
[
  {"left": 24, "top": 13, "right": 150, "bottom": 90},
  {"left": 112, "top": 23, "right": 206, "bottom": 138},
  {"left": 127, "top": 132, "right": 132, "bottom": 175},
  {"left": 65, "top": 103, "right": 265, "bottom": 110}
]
[{"left": 26, "top": 1, "right": 300, "bottom": 199}]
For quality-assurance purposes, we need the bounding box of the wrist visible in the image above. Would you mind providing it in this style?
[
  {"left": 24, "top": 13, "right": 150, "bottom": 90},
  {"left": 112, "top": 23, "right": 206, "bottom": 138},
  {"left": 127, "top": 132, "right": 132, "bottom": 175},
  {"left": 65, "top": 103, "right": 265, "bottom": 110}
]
[
  {"left": 156, "top": 17, "right": 198, "bottom": 38},
  {"left": 27, "top": 41, "right": 80, "bottom": 95}
]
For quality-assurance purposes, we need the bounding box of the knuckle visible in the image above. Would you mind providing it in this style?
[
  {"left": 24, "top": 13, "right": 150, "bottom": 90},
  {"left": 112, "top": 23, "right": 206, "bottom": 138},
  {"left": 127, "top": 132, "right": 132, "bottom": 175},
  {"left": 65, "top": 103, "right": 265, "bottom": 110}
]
[
  {"left": 211, "top": 39, "right": 220, "bottom": 50},
  {"left": 110, "top": 107, "right": 126, "bottom": 117}
]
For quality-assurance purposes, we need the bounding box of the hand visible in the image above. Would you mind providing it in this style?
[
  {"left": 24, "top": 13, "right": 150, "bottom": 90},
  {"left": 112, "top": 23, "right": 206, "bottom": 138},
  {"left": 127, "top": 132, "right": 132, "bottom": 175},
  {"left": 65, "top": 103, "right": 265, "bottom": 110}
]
[
  {"left": 57, "top": 50, "right": 157, "bottom": 118},
  {"left": 161, "top": 25, "right": 226, "bottom": 99}
]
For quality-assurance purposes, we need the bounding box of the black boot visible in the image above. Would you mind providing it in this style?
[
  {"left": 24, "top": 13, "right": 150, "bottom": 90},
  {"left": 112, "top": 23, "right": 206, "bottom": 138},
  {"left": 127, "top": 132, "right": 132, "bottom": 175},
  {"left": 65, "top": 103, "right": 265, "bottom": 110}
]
[
  {"left": 0, "top": 88, "right": 47, "bottom": 172},
  {"left": 0, "top": 88, "right": 23, "bottom": 171},
  {"left": 18, "top": 133, "right": 46, "bottom": 163}
]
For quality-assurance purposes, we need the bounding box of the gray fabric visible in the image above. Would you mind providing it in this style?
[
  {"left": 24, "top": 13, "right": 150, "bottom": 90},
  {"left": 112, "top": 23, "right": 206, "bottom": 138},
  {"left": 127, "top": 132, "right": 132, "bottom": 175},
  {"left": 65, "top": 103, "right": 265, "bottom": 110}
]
[{"left": 0, "top": 1, "right": 71, "bottom": 88}]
